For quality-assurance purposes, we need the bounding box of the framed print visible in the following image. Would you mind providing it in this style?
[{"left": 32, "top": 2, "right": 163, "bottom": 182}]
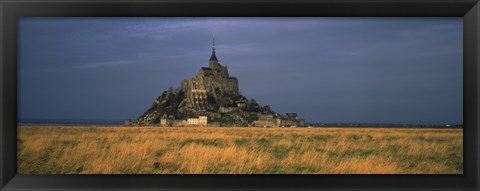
[{"left": 1, "top": 0, "right": 479, "bottom": 190}]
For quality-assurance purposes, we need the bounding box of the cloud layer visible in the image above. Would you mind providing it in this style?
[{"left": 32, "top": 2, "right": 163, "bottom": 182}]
[{"left": 18, "top": 17, "right": 463, "bottom": 124}]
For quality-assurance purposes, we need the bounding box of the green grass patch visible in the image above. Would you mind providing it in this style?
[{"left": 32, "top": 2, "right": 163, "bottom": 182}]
[
  {"left": 327, "top": 149, "right": 374, "bottom": 159},
  {"left": 268, "top": 134, "right": 285, "bottom": 142},
  {"left": 366, "top": 135, "right": 374, "bottom": 141},
  {"left": 94, "top": 137, "right": 110, "bottom": 149},
  {"left": 256, "top": 165, "right": 320, "bottom": 174},
  {"left": 181, "top": 138, "right": 226, "bottom": 147},
  {"left": 256, "top": 138, "right": 269, "bottom": 145},
  {"left": 270, "top": 145, "right": 291, "bottom": 159},
  {"left": 342, "top": 149, "right": 374, "bottom": 158},
  {"left": 346, "top": 134, "right": 361, "bottom": 141},
  {"left": 379, "top": 135, "right": 399, "bottom": 141},
  {"left": 290, "top": 134, "right": 301, "bottom": 140},
  {"left": 234, "top": 138, "right": 249, "bottom": 146},
  {"left": 413, "top": 136, "right": 450, "bottom": 143},
  {"left": 155, "top": 149, "right": 165, "bottom": 157},
  {"left": 118, "top": 136, "right": 133, "bottom": 143},
  {"left": 312, "top": 135, "right": 333, "bottom": 141},
  {"left": 256, "top": 165, "right": 290, "bottom": 174},
  {"left": 384, "top": 145, "right": 409, "bottom": 154},
  {"left": 153, "top": 161, "right": 180, "bottom": 172},
  {"left": 291, "top": 165, "right": 320, "bottom": 173},
  {"left": 56, "top": 140, "right": 80, "bottom": 147}
]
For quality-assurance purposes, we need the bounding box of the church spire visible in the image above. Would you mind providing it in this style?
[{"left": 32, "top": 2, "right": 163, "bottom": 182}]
[
  {"left": 209, "top": 37, "right": 218, "bottom": 61},
  {"left": 212, "top": 38, "right": 215, "bottom": 54}
]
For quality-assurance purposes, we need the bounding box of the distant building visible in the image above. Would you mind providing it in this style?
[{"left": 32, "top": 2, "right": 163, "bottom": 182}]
[
  {"left": 187, "top": 118, "right": 199, "bottom": 125},
  {"left": 186, "top": 116, "right": 208, "bottom": 126},
  {"left": 286, "top": 113, "right": 298, "bottom": 120},
  {"left": 262, "top": 105, "right": 272, "bottom": 114},
  {"left": 199, "top": 116, "right": 208, "bottom": 126},
  {"left": 279, "top": 118, "right": 297, "bottom": 127},
  {"left": 253, "top": 114, "right": 275, "bottom": 127},
  {"left": 298, "top": 119, "right": 305, "bottom": 126},
  {"left": 123, "top": 119, "right": 133, "bottom": 126},
  {"left": 160, "top": 112, "right": 169, "bottom": 126},
  {"left": 235, "top": 100, "right": 247, "bottom": 108}
]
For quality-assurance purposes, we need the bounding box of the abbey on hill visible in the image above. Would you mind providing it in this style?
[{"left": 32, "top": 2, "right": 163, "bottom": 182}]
[
  {"left": 132, "top": 39, "right": 305, "bottom": 127},
  {"left": 181, "top": 39, "right": 239, "bottom": 111}
]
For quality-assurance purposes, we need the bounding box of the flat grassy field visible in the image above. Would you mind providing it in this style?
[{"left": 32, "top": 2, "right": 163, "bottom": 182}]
[{"left": 17, "top": 126, "right": 463, "bottom": 174}]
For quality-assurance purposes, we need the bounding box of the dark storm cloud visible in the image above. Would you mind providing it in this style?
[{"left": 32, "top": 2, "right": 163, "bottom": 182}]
[{"left": 18, "top": 17, "right": 462, "bottom": 124}]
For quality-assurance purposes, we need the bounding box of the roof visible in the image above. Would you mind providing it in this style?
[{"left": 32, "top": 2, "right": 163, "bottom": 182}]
[{"left": 209, "top": 53, "right": 218, "bottom": 61}]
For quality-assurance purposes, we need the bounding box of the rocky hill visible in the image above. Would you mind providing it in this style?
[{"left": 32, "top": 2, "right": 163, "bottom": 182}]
[
  {"left": 134, "top": 40, "right": 304, "bottom": 127},
  {"left": 135, "top": 86, "right": 272, "bottom": 126}
]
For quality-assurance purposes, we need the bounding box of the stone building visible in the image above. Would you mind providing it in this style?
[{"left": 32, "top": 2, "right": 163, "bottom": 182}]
[
  {"left": 160, "top": 112, "right": 168, "bottom": 126},
  {"left": 286, "top": 113, "right": 298, "bottom": 120},
  {"left": 123, "top": 119, "right": 133, "bottom": 126},
  {"left": 277, "top": 118, "right": 298, "bottom": 127},
  {"left": 253, "top": 114, "right": 275, "bottom": 127},
  {"left": 186, "top": 116, "right": 208, "bottom": 126},
  {"left": 187, "top": 118, "right": 199, "bottom": 125},
  {"left": 252, "top": 112, "right": 306, "bottom": 127},
  {"left": 235, "top": 99, "right": 247, "bottom": 108},
  {"left": 198, "top": 116, "right": 208, "bottom": 126},
  {"left": 181, "top": 39, "right": 239, "bottom": 111}
]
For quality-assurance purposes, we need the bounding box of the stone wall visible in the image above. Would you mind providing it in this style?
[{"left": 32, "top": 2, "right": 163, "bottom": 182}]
[{"left": 253, "top": 114, "right": 275, "bottom": 127}]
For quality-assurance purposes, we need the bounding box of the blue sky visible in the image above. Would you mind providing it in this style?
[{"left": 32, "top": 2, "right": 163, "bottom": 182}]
[{"left": 18, "top": 17, "right": 463, "bottom": 124}]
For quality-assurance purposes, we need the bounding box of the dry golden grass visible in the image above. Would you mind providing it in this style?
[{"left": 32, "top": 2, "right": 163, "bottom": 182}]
[{"left": 17, "top": 126, "right": 463, "bottom": 174}]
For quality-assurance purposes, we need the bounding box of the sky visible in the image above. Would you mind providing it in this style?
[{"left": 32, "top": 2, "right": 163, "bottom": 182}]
[{"left": 18, "top": 17, "right": 463, "bottom": 124}]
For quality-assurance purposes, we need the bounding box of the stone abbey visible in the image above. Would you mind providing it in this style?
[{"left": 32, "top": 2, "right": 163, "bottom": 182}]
[
  {"left": 181, "top": 39, "right": 239, "bottom": 111},
  {"left": 133, "top": 39, "right": 305, "bottom": 127}
]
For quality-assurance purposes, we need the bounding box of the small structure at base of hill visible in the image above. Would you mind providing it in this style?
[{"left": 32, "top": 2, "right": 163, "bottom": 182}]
[
  {"left": 158, "top": 115, "right": 209, "bottom": 127},
  {"left": 186, "top": 116, "right": 208, "bottom": 126},
  {"left": 253, "top": 113, "right": 305, "bottom": 127}
]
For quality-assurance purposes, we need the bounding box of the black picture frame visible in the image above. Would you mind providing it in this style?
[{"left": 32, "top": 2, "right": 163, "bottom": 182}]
[{"left": 1, "top": 0, "right": 479, "bottom": 190}]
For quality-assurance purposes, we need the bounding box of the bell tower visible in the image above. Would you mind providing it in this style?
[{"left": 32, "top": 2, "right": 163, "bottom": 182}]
[{"left": 209, "top": 38, "right": 218, "bottom": 69}]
